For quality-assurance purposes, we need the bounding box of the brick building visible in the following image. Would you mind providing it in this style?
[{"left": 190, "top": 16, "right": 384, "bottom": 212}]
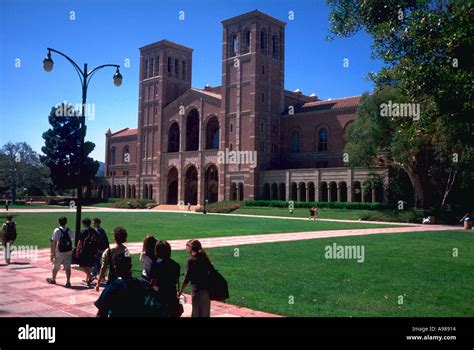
[{"left": 102, "top": 10, "right": 387, "bottom": 205}]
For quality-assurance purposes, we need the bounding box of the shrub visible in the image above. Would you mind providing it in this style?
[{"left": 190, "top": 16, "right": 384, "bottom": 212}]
[
  {"left": 110, "top": 199, "right": 157, "bottom": 209},
  {"left": 243, "top": 200, "right": 394, "bottom": 210},
  {"left": 195, "top": 201, "right": 241, "bottom": 213}
]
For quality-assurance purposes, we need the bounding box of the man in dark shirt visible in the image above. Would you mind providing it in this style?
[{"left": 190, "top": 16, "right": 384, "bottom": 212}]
[{"left": 95, "top": 254, "right": 149, "bottom": 317}]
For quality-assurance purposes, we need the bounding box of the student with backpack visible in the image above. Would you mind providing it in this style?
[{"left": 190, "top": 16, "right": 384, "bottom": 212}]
[
  {"left": 1, "top": 214, "right": 17, "bottom": 264},
  {"left": 178, "top": 239, "right": 213, "bottom": 317},
  {"left": 150, "top": 240, "right": 182, "bottom": 317},
  {"left": 139, "top": 235, "right": 157, "bottom": 281},
  {"left": 95, "top": 227, "right": 130, "bottom": 292},
  {"left": 90, "top": 218, "right": 110, "bottom": 282},
  {"left": 76, "top": 218, "right": 99, "bottom": 286},
  {"left": 94, "top": 253, "right": 168, "bottom": 318},
  {"left": 47, "top": 217, "right": 74, "bottom": 287}
]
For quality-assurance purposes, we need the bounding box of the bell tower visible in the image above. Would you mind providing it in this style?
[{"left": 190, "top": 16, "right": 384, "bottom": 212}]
[
  {"left": 220, "top": 10, "right": 285, "bottom": 200},
  {"left": 137, "top": 40, "right": 193, "bottom": 201}
]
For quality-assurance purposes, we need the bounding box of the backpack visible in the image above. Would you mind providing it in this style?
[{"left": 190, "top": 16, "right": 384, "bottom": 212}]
[
  {"left": 57, "top": 227, "right": 72, "bottom": 253},
  {"left": 4, "top": 222, "right": 17, "bottom": 242},
  {"left": 80, "top": 228, "right": 99, "bottom": 255},
  {"left": 208, "top": 264, "right": 229, "bottom": 301}
]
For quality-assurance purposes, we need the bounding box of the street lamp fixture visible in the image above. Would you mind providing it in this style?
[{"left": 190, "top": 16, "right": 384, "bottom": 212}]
[
  {"left": 43, "top": 51, "right": 54, "bottom": 72},
  {"left": 113, "top": 68, "right": 123, "bottom": 86}
]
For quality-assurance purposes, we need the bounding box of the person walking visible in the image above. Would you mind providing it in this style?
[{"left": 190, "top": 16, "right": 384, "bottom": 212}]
[
  {"left": 178, "top": 239, "right": 212, "bottom": 317},
  {"left": 46, "top": 217, "right": 74, "bottom": 287},
  {"left": 150, "top": 240, "right": 182, "bottom": 317},
  {"left": 95, "top": 227, "right": 130, "bottom": 291},
  {"left": 90, "top": 218, "right": 110, "bottom": 282},
  {"left": 1, "top": 214, "right": 17, "bottom": 264},
  {"left": 76, "top": 218, "right": 99, "bottom": 286}
]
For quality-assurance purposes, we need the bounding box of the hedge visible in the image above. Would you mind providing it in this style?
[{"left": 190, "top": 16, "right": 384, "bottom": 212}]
[
  {"left": 243, "top": 200, "right": 395, "bottom": 210},
  {"left": 110, "top": 199, "right": 157, "bottom": 209},
  {"left": 195, "top": 201, "right": 241, "bottom": 213}
]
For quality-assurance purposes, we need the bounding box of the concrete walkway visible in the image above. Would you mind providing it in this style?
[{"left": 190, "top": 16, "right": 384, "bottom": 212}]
[{"left": 0, "top": 221, "right": 461, "bottom": 318}]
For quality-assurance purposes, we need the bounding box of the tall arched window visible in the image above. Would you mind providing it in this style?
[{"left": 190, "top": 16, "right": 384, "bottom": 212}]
[
  {"left": 242, "top": 29, "right": 251, "bottom": 53},
  {"left": 291, "top": 131, "right": 300, "bottom": 153},
  {"left": 168, "top": 122, "right": 180, "bottom": 152},
  {"left": 109, "top": 147, "right": 116, "bottom": 165},
  {"left": 229, "top": 33, "right": 237, "bottom": 56},
  {"left": 318, "top": 128, "right": 328, "bottom": 151},
  {"left": 206, "top": 117, "right": 220, "bottom": 149},
  {"left": 260, "top": 29, "right": 268, "bottom": 54},
  {"left": 272, "top": 34, "right": 279, "bottom": 59}
]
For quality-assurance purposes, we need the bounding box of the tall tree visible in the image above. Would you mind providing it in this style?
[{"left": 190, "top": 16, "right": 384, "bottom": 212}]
[
  {"left": 41, "top": 104, "right": 99, "bottom": 191},
  {"left": 0, "top": 142, "right": 50, "bottom": 201},
  {"left": 329, "top": 0, "right": 474, "bottom": 209}
]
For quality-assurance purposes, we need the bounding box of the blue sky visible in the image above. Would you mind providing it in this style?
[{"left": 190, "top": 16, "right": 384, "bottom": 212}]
[{"left": 0, "top": 0, "right": 382, "bottom": 161}]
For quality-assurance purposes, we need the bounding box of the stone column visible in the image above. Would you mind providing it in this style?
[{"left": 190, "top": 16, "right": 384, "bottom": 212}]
[
  {"left": 305, "top": 186, "right": 309, "bottom": 203},
  {"left": 372, "top": 188, "right": 376, "bottom": 203},
  {"left": 327, "top": 186, "right": 331, "bottom": 202},
  {"left": 362, "top": 188, "right": 366, "bottom": 203},
  {"left": 296, "top": 184, "right": 301, "bottom": 202},
  {"left": 337, "top": 185, "right": 341, "bottom": 202}
]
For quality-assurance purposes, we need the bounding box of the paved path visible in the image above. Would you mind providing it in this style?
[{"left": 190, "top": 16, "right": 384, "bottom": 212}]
[{"left": 0, "top": 221, "right": 461, "bottom": 318}]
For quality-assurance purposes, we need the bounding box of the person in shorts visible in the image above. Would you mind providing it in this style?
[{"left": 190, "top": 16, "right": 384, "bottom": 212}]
[
  {"left": 47, "top": 217, "right": 74, "bottom": 287},
  {"left": 76, "top": 218, "right": 99, "bottom": 286},
  {"left": 1, "top": 214, "right": 17, "bottom": 264}
]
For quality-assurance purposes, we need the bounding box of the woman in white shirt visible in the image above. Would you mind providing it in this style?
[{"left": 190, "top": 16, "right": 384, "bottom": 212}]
[{"left": 139, "top": 235, "right": 157, "bottom": 281}]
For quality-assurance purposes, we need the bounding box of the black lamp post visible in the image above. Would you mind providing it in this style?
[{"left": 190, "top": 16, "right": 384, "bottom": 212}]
[{"left": 43, "top": 48, "right": 122, "bottom": 241}]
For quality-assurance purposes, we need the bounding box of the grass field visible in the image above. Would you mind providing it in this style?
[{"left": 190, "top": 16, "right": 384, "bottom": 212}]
[
  {"left": 131, "top": 230, "right": 473, "bottom": 317},
  {"left": 0, "top": 211, "right": 399, "bottom": 248},
  {"left": 234, "top": 206, "right": 423, "bottom": 223}
]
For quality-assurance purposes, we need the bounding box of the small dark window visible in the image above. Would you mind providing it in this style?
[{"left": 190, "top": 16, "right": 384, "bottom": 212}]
[
  {"left": 230, "top": 123, "right": 233, "bottom": 132},
  {"left": 143, "top": 60, "right": 148, "bottom": 79},
  {"left": 261, "top": 93, "right": 265, "bottom": 102},
  {"left": 262, "top": 65, "right": 265, "bottom": 75},
  {"left": 167, "top": 57, "right": 172, "bottom": 76},
  {"left": 182, "top": 60, "right": 186, "bottom": 80},
  {"left": 175, "top": 59, "right": 179, "bottom": 78}
]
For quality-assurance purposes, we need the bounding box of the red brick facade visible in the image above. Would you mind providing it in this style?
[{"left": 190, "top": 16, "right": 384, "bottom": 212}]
[{"left": 103, "top": 10, "right": 387, "bottom": 205}]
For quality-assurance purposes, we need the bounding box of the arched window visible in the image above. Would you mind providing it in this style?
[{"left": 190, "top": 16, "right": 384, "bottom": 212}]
[
  {"left": 206, "top": 117, "right": 220, "bottom": 149},
  {"left": 167, "top": 57, "right": 172, "bottom": 76},
  {"left": 168, "top": 122, "right": 180, "bottom": 152},
  {"left": 260, "top": 29, "right": 268, "bottom": 54},
  {"left": 318, "top": 128, "right": 328, "bottom": 151},
  {"left": 230, "top": 33, "right": 237, "bottom": 56},
  {"left": 291, "top": 131, "right": 300, "bottom": 153},
  {"left": 143, "top": 60, "right": 148, "bottom": 79},
  {"left": 186, "top": 109, "right": 200, "bottom": 151},
  {"left": 182, "top": 60, "right": 187, "bottom": 80},
  {"left": 272, "top": 34, "right": 279, "bottom": 59},
  {"left": 153, "top": 56, "right": 159, "bottom": 76},
  {"left": 123, "top": 146, "right": 130, "bottom": 163},
  {"left": 109, "top": 147, "right": 116, "bottom": 165},
  {"left": 242, "top": 29, "right": 251, "bottom": 53}
]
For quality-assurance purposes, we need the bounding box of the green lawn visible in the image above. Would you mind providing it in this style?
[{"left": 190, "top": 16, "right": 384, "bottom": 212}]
[
  {"left": 1, "top": 211, "right": 399, "bottom": 248},
  {"left": 131, "top": 230, "right": 473, "bottom": 317},
  {"left": 234, "top": 206, "right": 423, "bottom": 223}
]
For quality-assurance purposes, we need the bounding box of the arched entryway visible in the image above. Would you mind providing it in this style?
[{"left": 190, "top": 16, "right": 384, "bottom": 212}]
[
  {"left": 299, "top": 182, "right": 307, "bottom": 202},
  {"left": 320, "top": 182, "right": 328, "bottom": 202},
  {"left": 230, "top": 182, "right": 237, "bottom": 201},
  {"left": 290, "top": 182, "right": 297, "bottom": 201},
  {"left": 204, "top": 164, "right": 218, "bottom": 203},
  {"left": 279, "top": 183, "right": 286, "bottom": 201},
  {"left": 238, "top": 183, "right": 244, "bottom": 201},
  {"left": 271, "top": 183, "right": 278, "bottom": 200},
  {"left": 166, "top": 167, "right": 179, "bottom": 204},
  {"left": 338, "top": 181, "right": 348, "bottom": 202},
  {"left": 186, "top": 109, "right": 200, "bottom": 151},
  {"left": 184, "top": 165, "right": 198, "bottom": 205},
  {"left": 353, "top": 181, "right": 362, "bottom": 202},
  {"left": 262, "top": 183, "right": 270, "bottom": 200},
  {"left": 308, "top": 182, "right": 315, "bottom": 202},
  {"left": 329, "top": 182, "right": 337, "bottom": 202}
]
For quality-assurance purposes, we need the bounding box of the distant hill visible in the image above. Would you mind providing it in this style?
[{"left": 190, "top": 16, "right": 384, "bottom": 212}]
[{"left": 96, "top": 161, "right": 106, "bottom": 177}]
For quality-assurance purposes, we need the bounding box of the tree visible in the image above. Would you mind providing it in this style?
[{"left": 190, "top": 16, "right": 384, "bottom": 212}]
[
  {"left": 329, "top": 0, "right": 474, "bottom": 209},
  {"left": 0, "top": 142, "right": 50, "bottom": 201},
  {"left": 41, "top": 104, "right": 99, "bottom": 192}
]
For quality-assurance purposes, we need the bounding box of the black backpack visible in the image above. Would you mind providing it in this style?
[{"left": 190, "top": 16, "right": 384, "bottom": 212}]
[
  {"left": 208, "top": 264, "right": 229, "bottom": 301},
  {"left": 57, "top": 227, "right": 72, "bottom": 253},
  {"left": 81, "top": 228, "right": 99, "bottom": 255},
  {"left": 4, "top": 222, "right": 17, "bottom": 242}
]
